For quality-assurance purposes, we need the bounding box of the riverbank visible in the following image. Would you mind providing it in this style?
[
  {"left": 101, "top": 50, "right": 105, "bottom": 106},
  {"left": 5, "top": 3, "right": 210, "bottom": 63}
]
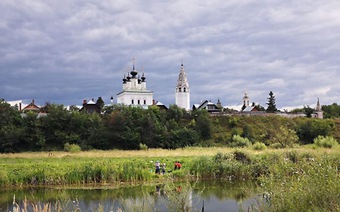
[{"left": 0, "top": 147, "right": 338, "bottom": 186}]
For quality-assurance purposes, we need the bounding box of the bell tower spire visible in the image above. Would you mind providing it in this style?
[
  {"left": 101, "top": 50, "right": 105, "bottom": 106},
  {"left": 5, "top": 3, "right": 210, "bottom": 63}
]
[{"left": 175, "top": 61, "right": 190, "bottom": 110}]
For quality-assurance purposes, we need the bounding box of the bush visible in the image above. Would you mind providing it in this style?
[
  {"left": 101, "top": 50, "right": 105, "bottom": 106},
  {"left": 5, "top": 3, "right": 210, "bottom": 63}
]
[
  {"left": 313, "top": 136, "right": 338, "bottom": 148},
  {"left": 286, "top": 151, "right": 299, "bottom": 163},
  {"left": 252, "top": 142, "right": 267, "bottom": 150},
  {"left": 233, "top": 150, "right": 252, "bottom": 164},
  {"left": 229, "top": 135, "right": 251, "bottom": 148},
  {"left": 139, "top": 143, "right": 148, "bottom": 150},
  {"left": 64, "top": 143, "right": 81, "bottom": 153}
]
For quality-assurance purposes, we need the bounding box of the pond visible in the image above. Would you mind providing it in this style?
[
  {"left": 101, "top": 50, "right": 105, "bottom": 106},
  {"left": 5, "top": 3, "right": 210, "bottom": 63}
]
[{"left": 0, "top": 180, "right": 259, "bottom": 211}]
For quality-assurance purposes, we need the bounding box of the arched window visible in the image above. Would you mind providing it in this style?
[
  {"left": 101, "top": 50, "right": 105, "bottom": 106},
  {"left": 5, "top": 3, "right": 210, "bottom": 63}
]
[
  {"left": 183, "top": 87, "right": 186, "bottom": 92},
  {"left": 138, "top": 100, "right": 140, "bottom": 105},
  {"left": 131, "top": 99, "right": 134, "bottom": 105},
  {"left": 179, "top": 87, "right": 181, "bottom": 92}
]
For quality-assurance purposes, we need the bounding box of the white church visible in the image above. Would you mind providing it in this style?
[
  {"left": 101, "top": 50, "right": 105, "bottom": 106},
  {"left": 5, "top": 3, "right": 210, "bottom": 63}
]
[
  {"left": 116, "top": 61, "right": 191, "bottom": 110},
  {"left": 116, "top": 63, "right": 153, "bottom": 107}
]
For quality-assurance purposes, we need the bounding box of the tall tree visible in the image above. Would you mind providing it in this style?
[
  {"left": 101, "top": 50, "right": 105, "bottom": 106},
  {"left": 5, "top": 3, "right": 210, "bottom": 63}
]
[
  {"left": 266, "top": 91, "right": 277, "bottom": 113},
  {"left": 96, "top": 97, "right": 105, "bottom": 109},
  {"left": 303, "top": 105, "right": 314, "bottom": 118}
]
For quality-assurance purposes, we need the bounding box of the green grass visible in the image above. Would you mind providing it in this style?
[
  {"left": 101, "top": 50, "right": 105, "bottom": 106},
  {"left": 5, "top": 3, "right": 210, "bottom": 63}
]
[{"left": 0, "top": 147, "right": 339, "bottom": 187}]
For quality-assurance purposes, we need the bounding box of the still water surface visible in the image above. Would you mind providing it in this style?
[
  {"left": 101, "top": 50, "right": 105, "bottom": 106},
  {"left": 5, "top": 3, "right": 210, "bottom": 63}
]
[{"left": 0, "top": 181, "right": 257, "bottom": 211}]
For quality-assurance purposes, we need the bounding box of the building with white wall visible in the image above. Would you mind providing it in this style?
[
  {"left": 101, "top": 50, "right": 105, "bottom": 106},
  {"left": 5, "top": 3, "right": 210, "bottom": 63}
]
[
  {"left": 116, "top": 63, "right": 153, "bottom": 107},
  {"left": 175, "top": 63, "right": 190, "bottom": 110}
]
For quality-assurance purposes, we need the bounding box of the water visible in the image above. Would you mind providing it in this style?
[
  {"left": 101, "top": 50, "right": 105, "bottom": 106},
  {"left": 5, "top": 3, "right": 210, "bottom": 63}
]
[{"left": 0, "top": 181, "right": 257, "bottom": 211}]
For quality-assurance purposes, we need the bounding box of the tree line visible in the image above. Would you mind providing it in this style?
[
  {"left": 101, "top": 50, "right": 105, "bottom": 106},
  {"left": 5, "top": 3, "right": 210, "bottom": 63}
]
[
  {"left": 0, "top": 100, "right": 211, "bottom": 152},
  {"left": 1, "top": 99, "right": 340, "bottom": 153}
]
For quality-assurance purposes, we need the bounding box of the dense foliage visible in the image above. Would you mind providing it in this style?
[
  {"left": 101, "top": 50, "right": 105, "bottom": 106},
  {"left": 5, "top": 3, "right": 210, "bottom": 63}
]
[
  {"left": 322, "top": 103, "right": 340, "bottom": 118},
  {"left": 1, "top": 99, "right": 340, "bottom": 152},
  {"left": 0, "top": 101, "right": 208, "bottom": 152}
]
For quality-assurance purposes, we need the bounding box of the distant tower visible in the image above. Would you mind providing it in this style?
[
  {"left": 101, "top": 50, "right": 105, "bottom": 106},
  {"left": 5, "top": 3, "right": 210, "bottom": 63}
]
[
  {"left": 315, "top": 97, "right": 323, "bottom": 119},
  {"left": 243, "top": 91, "right": 250, "bottom": 107},
  {"left": 216, "top": 98, "right": 222, "bottom": 109},
  {"left": 242, "top": 91, "right": 250, "bottom": 109},
  {"left": 175, "top": 62, "right": 190, "bottom": 110}
]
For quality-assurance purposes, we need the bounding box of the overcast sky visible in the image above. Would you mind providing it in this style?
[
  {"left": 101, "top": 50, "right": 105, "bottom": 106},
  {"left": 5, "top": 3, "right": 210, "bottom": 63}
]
[{"left": 1, "top": 0, "right": 340, "bottom": 110}]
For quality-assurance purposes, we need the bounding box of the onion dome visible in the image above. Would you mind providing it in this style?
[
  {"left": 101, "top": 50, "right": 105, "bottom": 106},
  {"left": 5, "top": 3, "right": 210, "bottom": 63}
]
[
  {"left": 122, "top": 74, "right": 127, "bottom": 84},
  {"left": 130, "top": 64, "right": 138, "bottom": 78},
  {"left": 126, "top": 73, "right": 131, "bottom": 81},
  {"left": 141, "top": 73, "right": 146, "bottom": 82}
]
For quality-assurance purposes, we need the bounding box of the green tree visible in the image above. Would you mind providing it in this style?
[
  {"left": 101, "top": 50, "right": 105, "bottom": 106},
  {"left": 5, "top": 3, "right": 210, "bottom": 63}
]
[
  {"left": 255, "top": 104, "right": 266, "bottom": 111},
  {"left": 21, "top": 112, "right": 46, "bottom": 150},
  {"left": 166, "top": 104, "right": 184, "bottom": 122},
  {"left": 169, "top": 127, "right": 199, "bottom": 148},
  {"left": 96, "top": 97, "right": 105, "bottom": 109},
  {"left": 103, "top": 105, "right": 145, "bottom": 150},
  {"left": 0, "top": 99, "right": 22, "bottom": 127},
  {"left": 303, "top": 105, "right": 314, "bottom": 118},
  {"left": 296, "top": 119, "right": 334, "bottom": 144},
  {"left": 270, "top": 125, "right": 299, "bottom": 148},
  {"left": 41, "top": 104, "right": 76, "bottom": 150},
  {"left": 0, "top": 100, "right": 24, "bottom": 153},
  {"left": 322, "top": 103, "right": 340, "bottom": 118},
  {"left": 69, "top": 105, "right": 80, "bottom": 112},
  {"left": 266, "top": 91, "right": 277, "bottom": 113},
  {"left": 192, "top": 110, "right": 212, "bottom": 140}
]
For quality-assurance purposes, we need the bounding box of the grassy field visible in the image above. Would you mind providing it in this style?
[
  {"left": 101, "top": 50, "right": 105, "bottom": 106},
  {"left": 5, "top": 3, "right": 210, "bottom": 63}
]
[{"left": 1, "top": 145, "right": 339, "bottom": 158}]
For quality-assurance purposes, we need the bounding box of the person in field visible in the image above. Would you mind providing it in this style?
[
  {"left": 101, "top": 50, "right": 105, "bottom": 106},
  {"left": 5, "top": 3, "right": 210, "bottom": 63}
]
[
  {"left": 161, "top": 163, "right": 166, "bottom": 174},
  {"left": 155, "top": 161, "right": 160, "bottom": 174},
  {"left": 174, "top": 161, "right": 182, "bottom": 170}
]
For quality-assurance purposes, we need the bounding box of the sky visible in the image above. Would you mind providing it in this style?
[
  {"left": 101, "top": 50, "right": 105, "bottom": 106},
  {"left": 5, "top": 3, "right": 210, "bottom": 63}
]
[{"left": 1, "top": 0, "right": 340, "bottom": 111}]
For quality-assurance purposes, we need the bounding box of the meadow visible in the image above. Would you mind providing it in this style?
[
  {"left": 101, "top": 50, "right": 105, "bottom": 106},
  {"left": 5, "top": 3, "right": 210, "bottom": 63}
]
[{"left": 1, "top": 146, "right": 340, "bottom": 211}]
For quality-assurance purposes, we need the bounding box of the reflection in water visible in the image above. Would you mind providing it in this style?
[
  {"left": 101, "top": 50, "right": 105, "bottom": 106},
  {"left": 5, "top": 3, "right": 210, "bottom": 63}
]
[{"left": 0, "top": 180, "right": 256, "bottom": 211}]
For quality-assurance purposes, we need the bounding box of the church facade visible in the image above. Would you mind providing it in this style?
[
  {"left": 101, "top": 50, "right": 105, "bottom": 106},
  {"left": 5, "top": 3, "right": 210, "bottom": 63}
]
[
  {"left": 175, "top": 63, "right": 190, "bottom": 110},
  {"left": 116, "top": 64, "right": 153, "bottom": 107}
]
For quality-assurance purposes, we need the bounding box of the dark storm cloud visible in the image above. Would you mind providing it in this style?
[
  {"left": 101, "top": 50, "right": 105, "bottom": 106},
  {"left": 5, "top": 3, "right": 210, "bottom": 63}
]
[{"left": 1, "top": 0, "right": 340, "bottom": 110}]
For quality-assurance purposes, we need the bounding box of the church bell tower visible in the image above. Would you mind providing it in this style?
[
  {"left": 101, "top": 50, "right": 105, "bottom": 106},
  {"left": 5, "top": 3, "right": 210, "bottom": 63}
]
[{"left": 175, "top": 62, "right": 190, "bottom": 110}]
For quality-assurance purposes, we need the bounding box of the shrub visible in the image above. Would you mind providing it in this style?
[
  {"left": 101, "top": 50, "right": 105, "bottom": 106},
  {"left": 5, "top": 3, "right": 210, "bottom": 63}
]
[
  {"left": 64, "top": 143, "right": 81, "bottom": 153},
  {"left": 286, "top": 151, "right": 299, "bottom": 163},
  {"left": 139, "top": 143, "right": 148, "bottom": 150},
  {"left": 313, "top": 136, "right": 338, "bottom": 148},
  {"left": 233, "top": 150, "right": 252, "bottom": 164},
  {"left": 229, "top": 135, "right": 251, "bottom": 148},
  {"left": 252, "top": 142, "right": 267, "bottom": 150}
]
